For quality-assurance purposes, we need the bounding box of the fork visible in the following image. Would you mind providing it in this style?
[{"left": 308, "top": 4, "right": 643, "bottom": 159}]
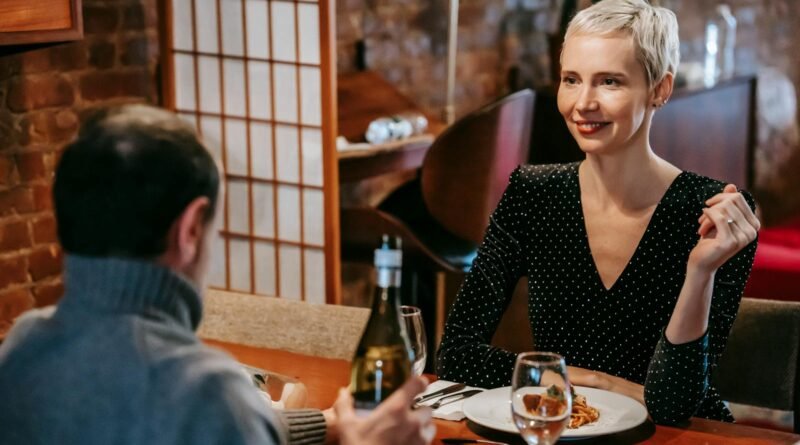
[{"left": 428, "top": 389, "right": 483, "bottom": 409}]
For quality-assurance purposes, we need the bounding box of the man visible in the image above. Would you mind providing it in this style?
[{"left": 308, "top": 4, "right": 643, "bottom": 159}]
[{"left": 0, "top": 105, "right": 433, "bottom": 444}]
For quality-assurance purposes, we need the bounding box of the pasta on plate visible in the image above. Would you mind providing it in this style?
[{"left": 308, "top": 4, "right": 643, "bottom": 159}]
[{"left": 522, "top": 386, "right": 600, "bottom": 429}]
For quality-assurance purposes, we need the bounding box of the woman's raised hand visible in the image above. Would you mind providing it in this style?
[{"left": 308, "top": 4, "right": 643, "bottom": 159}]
[{"left": 692, "top": 184, "right": 760, "bottom": 273}]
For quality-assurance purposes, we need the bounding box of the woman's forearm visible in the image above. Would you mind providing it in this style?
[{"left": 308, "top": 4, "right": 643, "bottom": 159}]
[
  {"left": 664, "top": 263, "right": 715, "bottom": 344},
  {"left": 566, "top": 366, "right": 644, "bottom": 405}
]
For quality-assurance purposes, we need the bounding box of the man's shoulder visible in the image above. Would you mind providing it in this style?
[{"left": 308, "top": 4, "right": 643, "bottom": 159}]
[{"left": 0, "top": 306, "right": 57, "bottom": 360}]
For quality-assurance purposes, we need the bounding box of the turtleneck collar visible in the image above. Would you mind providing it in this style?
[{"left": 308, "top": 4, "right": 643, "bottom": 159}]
[{"left": 60, "top": 254, "right": 203, "bottom": 331}]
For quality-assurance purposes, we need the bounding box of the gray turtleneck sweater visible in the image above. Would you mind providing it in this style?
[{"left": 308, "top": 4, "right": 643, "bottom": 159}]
[{"left": 0, "top": 255, "right": 327, "bottom": 445}]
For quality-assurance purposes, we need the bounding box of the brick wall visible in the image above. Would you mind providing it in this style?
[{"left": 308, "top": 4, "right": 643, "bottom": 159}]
[
  {"left": 337, "top": 0, "right": 800, "bottom": 223},
  {"left": 0, "top": 0, "right": 159, "bottom": 337}
]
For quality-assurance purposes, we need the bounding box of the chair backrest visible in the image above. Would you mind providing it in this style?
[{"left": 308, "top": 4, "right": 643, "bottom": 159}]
[
  {"left": 199, "top": 289, "right": 369, "bottom": 360},
  {"left": 714, "top": 298, "right": 800, "bottom": 430},
  {"left": 421, "top": 89, "right": 535, "bottom": 244}
]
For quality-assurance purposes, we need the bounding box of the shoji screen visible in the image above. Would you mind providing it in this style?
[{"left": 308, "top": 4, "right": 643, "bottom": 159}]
[{"left": 160, "top": 0, "right": 340, "bottom": 303}]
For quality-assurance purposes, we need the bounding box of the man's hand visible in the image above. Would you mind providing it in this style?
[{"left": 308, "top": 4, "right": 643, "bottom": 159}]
[{"left": 329, "top": 376, "right": 436, "bottom": 445}]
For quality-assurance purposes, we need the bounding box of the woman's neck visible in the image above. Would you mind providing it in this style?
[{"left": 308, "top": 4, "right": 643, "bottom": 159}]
[{"left": 580, "top": 146, "right": 681, "bottom": 211}]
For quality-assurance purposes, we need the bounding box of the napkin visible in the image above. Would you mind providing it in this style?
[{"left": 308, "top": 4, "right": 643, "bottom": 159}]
[{"left": 417, "top": 380, "right": 484, "bottom": 421}]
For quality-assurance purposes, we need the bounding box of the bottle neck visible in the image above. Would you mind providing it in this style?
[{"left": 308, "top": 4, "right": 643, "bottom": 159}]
[{"left": 375, "top": 265, "right": 401, "bottom": 290}]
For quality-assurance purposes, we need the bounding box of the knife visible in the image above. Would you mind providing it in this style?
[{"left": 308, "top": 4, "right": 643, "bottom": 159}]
[{"left": 413, "top": 382, "right": 466, "bottom": 405}]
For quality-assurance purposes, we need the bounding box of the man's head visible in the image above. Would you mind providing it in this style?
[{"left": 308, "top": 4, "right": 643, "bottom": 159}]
[{"left": 54, "top": 104, "right": 221, "bottom": 285}]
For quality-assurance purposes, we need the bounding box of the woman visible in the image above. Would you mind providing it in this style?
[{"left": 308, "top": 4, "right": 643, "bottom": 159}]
[{"left": 436, "top": 0, "right": 759, "bottom": 425}]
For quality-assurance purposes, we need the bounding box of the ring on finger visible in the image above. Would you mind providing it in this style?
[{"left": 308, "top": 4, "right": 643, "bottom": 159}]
[{"left": 726, "top": 218, "right": 734, "bottom": 226}]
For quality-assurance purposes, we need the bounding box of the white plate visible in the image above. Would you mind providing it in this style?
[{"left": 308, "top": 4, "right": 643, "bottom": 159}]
[{"left": 462, "top": 386, "right": 648, "bottom": 439}]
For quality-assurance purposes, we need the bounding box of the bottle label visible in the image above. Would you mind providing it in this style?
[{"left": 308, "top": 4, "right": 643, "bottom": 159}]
[
  {"left": 376, "top": 267, "right": 402, "bottom": 288},
  {"left": 374, "top": 249, "right": 402, "bottom": 268}
]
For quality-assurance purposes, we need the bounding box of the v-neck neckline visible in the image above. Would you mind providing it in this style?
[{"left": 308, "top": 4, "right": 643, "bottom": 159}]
[{"left": 572, "top": 163, "right": 687, "bottom": 293}]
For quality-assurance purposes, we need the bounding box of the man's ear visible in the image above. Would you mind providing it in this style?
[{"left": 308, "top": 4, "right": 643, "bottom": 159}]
[{"left": 174, "top": 196, "right": 211, "bottom": 267}]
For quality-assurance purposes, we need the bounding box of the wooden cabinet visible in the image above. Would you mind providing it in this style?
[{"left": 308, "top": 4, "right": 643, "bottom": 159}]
[{"left": 0, "top": 0, "right": 82, "bottom": 46}]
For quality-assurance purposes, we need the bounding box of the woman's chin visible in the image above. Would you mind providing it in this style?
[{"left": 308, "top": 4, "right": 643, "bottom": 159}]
[{"left": 576, "top": 141, "right": 612, "bottom": 155}]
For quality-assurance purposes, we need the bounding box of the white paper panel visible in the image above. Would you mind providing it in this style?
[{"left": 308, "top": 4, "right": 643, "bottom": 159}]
[
  {"left": 198, "top": 56, "right": 221, "bottom": 114},
  {"left": 208, "top": 231, "right": 227, "bottom": 288},
  {"left": 195, "top": 1, "right": 219, "bottom": 53},
  {"left": 301, "top": 128, "right": 323, "bottom": 187},
  {"left": 223, "top": 59, "right": 246, "bottom": 117},
  {"left": 227, "top": 179, "right": 250, "bottom": 234},
  {"left": 297, "top": 4, "right": 320, "bottom": 65},
  {"left": 303, "top": 248, "right": 325, "bottom": 304},
  {"left": 224, "top": 119, "right": 248, "bottom": 176},
  {"left": 302, "top": 188, "right": 325, "bottom": 246},
  {"left": 275, "top": 125, "right": 299, "bottom": 183},
  {"left": 273, "top": 64, "right": 298, "bottom": 123},
  {"left": 299, "top": 67, "right": 321, "bottom": 126},
  {"left": 277, "top": 185, "right": 300, "bottom": 242},
  {"left": 199, "top": 115, "right": 223, "bottom": 164},
  {"left": 178, "top": 113, "right": 197, "bottom": 130},
  {"left": 248, "top": 61, "right": 272, "bottom": 120},
  {"left": 172, "top": 0, "right": 194, "bottom": 51},
  {"left": 250, "top": 122, "right": 273, "bottom": 179},
  {"left": 174, "top": 54, "right": 196, "bottom": 110},
  {"left": 220, "top": 0, "right": 244, "bottom": 56},
  {"left": 270, "top": 1, "right": 296, "bottom": 62},
  {"left": 229, "top": 238, "right": 251, "bottom": 292},
  {"left": 254, "top": 240, "right": 276, "bottom": 296},
  {"left": 252, "top": 182, "right": 275, "bottom": 239},
  {"left": 245, "top": 0, "right": 270, "bottom": 59},
  {"left": 279, "top": 244, "right": 302, "bottom": 300}
]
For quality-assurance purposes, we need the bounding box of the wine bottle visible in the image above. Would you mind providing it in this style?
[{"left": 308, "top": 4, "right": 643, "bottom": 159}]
[{"left": 349, "top": 235, "right": 414, "bottom": 413}]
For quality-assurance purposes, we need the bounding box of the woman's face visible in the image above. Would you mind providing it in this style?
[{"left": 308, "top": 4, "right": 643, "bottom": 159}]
[{"left": 557, "top": 32, "right": 654, "bottom": 156}]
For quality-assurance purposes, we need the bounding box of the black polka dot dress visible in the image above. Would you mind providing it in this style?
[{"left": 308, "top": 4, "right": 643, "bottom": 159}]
[{"left": 436, "top": 162, "right": 757, "bottom": 424}]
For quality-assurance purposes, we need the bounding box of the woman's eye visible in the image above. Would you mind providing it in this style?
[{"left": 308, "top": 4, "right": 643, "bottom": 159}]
[
  {"left": 562, "top": 77, "right": 578, "bottom": 85},
  {"left": 602, "top": 78, "right": 619, "bottom": 86}
]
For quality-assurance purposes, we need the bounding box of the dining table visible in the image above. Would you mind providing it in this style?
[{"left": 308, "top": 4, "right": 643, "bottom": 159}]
[{"left": 207, "top": 339, "right": 800, "bottom": 445}]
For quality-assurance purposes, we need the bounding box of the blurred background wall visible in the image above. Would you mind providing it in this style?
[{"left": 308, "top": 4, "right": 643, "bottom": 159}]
[
  {"left": 0, "top": 0, "right": 160, "bottom": 336},
  {"left": 337, "top": 0, "right": 800, "bottom": 224}
]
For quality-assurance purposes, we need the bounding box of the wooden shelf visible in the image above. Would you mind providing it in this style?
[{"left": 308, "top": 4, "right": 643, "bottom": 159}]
[
  {"left": 0, "top": 0, "right": 83, "bottom": 46},
  {"left": 337, "top": 70, "right": 446, "bottom": 143}
]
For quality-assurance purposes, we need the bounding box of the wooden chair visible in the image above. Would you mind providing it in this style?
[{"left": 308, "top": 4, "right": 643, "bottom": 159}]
[
  {"left": 199, "top": 289, "right": 369, "bottom": 409},
  {"left": 199, "top": 289, "right": 369, "bottom": 361},
  {"left": 714, "top": 298, "right": 800, "bottom": 432},
  {"left": 340, "top": 89, "right": 536, "bottom": 366}
]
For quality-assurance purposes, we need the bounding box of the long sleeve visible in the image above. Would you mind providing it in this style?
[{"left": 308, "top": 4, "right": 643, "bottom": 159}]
[
  {"left": 644, "top": 192, "right": 758, "bottom": 424},
  {"left": 436, "top": 167, "right": 528, "bottom": 388}
]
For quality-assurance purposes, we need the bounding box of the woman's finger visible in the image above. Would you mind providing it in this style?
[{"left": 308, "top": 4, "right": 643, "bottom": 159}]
[
  {"left": 730, "top": 194, "right": 761, "bottom": 231},
  {"left": 703, "top": 207, "right": 734, "bottom": 241},
  {"left": 724, "top": 203, "right": 759, "bottom": 245},
  {"left": 704, "top": 184, "right": 739, "bottom": 207},
  {"left": 698, "top": 217, "right": 716, "bottom": 236}
]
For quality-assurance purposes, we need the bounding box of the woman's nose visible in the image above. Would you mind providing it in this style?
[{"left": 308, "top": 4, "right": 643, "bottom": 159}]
[{"left": 576, "top": 87, "right": 599, "bottom": 112}]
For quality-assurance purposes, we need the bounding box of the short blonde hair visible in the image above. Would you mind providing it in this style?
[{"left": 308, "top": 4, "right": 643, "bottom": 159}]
[{"left": 563, "top": 0, "right": 680, "bottom": 87}]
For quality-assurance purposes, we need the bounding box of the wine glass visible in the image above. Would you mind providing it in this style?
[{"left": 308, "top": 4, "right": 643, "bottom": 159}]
[
  {"left": 400, "top": 305, "right": 427, "bottom": 375},
  {"left": 511, "top": 352, "right": 572, "bottom": 445}
]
